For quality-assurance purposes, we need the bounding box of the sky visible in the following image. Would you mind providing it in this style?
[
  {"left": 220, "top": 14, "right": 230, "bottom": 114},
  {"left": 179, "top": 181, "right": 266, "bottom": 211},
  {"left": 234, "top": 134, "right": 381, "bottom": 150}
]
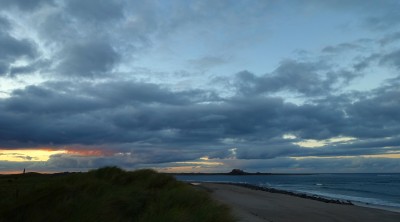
[{"left": 0, "top": 0, "right": 400, "bottom": 174}]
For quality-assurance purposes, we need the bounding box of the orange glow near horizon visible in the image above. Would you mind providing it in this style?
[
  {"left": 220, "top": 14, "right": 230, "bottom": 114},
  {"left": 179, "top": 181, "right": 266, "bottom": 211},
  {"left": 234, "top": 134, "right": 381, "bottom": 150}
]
[
  {"left": 0, "top": 147, "right": 113, "bottom": 162},
  {"left": 0, "top": 149, "right": 67, "bottom": 162},
  {"left": 293, "top": 136, "right": 357, "bottom": 148},
  {"left": 156, "top": 166, "right": 221, "bottom": 173},
  {"left": 156, "top": 156, "right": 226, "bottom": 173},
  {"left": 157, "top": 166, "right": 201, "bottom": 173},
  {"left": 66, "top": 149, "right": 113, "bottom": 156},
  {"left": 292, "top": 153, "right": 400, "bottom": 160}
]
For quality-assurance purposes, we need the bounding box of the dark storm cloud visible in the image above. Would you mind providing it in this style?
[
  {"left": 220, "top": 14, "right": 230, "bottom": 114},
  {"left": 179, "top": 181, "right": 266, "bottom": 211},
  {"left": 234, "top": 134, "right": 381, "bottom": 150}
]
[
  {"left": 0, "top": 36, "right": 36, "bottom": 60},
  {"left": 1, "top": 73, "right": 399, "bottom": 164},
  {"left": 56, "top": 41, "right": 119, "bottom": 77},
  {"left": 235, "top": 60, "right": 359, "bottom": 97},
  {"left": 310, "top": 85, "right": 400, "bottom": 140},
  {"left": 0, "top": 17, "right": 37, "bottom": 76},
  {"left": 5, "top": 84, "right": 104, "bottom": 114},
  {"left": 0, "top": 80, "right": 217, "bottom": 146},
  {"left": 82, "top": 81, "right": 209, "bottom": 106},
  {"left": 0, "top": 77, "right": 399, "bottom": 169},
  {"left": 0, "top": 0, "right": 399, "bottom": 171},
  {"left": 344, "top": 88, "right": 400, "bottom": 138}
]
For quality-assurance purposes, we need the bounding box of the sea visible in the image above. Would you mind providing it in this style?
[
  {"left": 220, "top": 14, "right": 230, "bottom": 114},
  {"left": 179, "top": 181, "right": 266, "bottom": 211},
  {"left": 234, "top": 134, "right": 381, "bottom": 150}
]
[{"left": 175, "top": 173, "right": 400, "bottom": 212}]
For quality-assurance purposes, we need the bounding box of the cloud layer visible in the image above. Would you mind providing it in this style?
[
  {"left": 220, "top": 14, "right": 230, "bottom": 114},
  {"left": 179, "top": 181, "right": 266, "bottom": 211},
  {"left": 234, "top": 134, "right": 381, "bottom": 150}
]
[{"left": 0, "top": 0, "right": 399, "bottom": 173}]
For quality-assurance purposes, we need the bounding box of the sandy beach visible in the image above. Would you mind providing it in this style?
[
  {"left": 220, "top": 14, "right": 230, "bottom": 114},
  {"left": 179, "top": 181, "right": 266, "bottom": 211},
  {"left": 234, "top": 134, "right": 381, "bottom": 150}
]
[{"left": 200, "top": 183, "right": 400, "bottom": 222}]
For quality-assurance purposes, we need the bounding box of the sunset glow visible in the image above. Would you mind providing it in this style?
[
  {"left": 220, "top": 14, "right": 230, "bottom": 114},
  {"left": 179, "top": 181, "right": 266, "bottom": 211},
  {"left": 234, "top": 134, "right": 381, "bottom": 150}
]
[
  {"left": 0, "top": 149, "right": 66, "bottom": 162},
  {"left": 66, "top": 149, "right": 112, "bottom": 156},
  {"left": 294, "top": 137, "right": 357, "bottom": 148}
]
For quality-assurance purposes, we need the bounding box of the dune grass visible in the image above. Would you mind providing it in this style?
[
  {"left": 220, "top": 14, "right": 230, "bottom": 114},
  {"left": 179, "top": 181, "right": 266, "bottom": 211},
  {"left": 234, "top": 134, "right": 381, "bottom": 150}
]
[{"left": 0, "top": 167, "right": 235, "bottom": 222}]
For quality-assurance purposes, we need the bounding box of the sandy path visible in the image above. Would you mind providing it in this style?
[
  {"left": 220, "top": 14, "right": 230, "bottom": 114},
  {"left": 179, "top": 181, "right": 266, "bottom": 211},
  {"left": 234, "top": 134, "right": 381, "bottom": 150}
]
[{"left": 200, "top": 183, "right": 400, "bottom": 222}]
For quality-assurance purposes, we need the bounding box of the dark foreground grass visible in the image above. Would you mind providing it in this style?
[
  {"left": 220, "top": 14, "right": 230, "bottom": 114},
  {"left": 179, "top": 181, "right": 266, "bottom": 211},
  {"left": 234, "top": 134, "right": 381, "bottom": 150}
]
[{"left": 0, "top": 167, "right": 235, "bottom": 222}]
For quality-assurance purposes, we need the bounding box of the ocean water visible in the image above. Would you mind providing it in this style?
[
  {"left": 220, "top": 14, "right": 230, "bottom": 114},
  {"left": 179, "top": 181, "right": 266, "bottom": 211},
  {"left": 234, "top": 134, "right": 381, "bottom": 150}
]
[{"left": 175, "top": 174, "right": 400, "bottom": 210}]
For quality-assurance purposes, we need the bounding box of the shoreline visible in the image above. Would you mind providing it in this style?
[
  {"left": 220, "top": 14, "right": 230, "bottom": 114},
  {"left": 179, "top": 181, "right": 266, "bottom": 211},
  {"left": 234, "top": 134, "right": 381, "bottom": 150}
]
[
  {"left": 191, "top": 181, "right": 400, "bottom": 214},
  {"left": 352, "top": 202, "right": 400, "bottom": 214},
  {"left": 225, "top": 182, "right": 400, "bottom": 213},
  {"left": 220, "top": 182, "right": 353, "bottom": 205},
  {"left": 198, "top": 182, "right": 400, "bottom": 222}
]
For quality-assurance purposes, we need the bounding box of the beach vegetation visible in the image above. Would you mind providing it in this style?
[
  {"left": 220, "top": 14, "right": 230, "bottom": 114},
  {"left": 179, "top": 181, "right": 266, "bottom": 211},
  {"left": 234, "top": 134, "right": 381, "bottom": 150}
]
[{"left": 0, "top": 167, "right": 234, "bottom": 222}]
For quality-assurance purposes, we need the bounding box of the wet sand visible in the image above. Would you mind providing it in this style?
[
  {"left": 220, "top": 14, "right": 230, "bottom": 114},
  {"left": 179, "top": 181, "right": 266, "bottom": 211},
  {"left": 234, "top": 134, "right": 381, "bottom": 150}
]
[{"left": 200, "top": 183, "right": 400, "bottom": 222}]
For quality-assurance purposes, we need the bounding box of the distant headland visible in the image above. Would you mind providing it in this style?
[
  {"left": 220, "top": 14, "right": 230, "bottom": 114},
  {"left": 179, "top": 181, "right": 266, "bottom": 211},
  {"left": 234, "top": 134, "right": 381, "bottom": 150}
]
[
  {"left": 171, "top": 168, "right": 273, "bottom": 175},
  {"left": 171, "top": 169, "right": 313, "bottom": 176}
]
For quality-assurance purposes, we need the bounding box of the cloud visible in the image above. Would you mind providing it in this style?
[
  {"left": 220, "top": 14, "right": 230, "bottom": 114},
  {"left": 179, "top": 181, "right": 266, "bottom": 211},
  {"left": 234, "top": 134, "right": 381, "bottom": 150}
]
[
  {"left": 379, "top": 32, "right": 400, "bottom": 46},
  {"left": 301, "top": 0, "right": 400, "bottom": 31},
  {"left": 0, "top": 0, "right": 399, "bottom": 173},
  {"left": 56, "top": 41, "right": 119, "bottom": 78},
  {"left": 0, "top": 62, "right": 8, "bottom": 75},
  {"left": 322, "top": 43, "right": 362, "bottom": 54},
  {"left": 65, "top": 0, "right": 124, "bottom": 23},
  {"left": 352, "top": 47, "right": 400, "bottom": 72},
  {"left": 9, "top": 59, "right": 51, "bottom": 77},
  {"left": 0, "top": 0, "right": 54, "bottom": 11},
  {"left": 0, "top": 17, "right": 38, "bottom": 76},
  {"left": 379, "top": 49, "right": 400, "bottom": 70},
  {"left": 0, "top": 35, "right": 36, "bottom": 60},
  {"left": 188, "top": 56, "right": 229, "bottom": 71},
  {"left": 345, "top": 88, "right": 400, "bottom": 139},
  {"left": 0, "top": 73, "right": 398, "bottom": 166},
  {"left": 219, "top": 156, "right": 400, "bottom": 173},
  {"left": 0, "top": 16, "right": 10, "bottom": 30},
  {"left": 0, "top": 31, "right": 398, "bottom": 169},
  {"left": 288, "top": 157, "right": 400, "bottom": 173},
  {"left": 353, "top": 53, "right": 380, "bottom": 71},
  {"left": 0, "top": 80, "right": 217, "bottom": 146},
  {"left": 234, "top": 60, "right": 359, "bottom": 97},
  {"left": 364, "top": 11, "right": 400, "bottom": 30}
]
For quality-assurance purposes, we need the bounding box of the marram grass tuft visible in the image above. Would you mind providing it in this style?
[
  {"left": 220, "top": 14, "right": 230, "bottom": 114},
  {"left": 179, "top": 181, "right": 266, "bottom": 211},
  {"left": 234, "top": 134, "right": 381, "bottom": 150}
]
[{"left": 0, "top": 167, "right": 235, "bottom": 222}]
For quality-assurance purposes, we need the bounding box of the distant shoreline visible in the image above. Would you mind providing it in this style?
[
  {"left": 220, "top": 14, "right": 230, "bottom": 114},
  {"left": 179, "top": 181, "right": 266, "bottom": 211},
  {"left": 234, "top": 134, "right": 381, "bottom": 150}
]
[
  {"left": 169, "top": 172, "right": 314, "bottom": 176},
  {"left": 170, "top": 172, "right": 400, "bottom": 175},
  {"left": 198, "top": 182, "right": 400, "bottom": 214},
  {"left": 198, "top": 183, "right": 400, "bottom": 222},
  {"left": 210, "top": 182, "right": 353, "bottom": 205}
]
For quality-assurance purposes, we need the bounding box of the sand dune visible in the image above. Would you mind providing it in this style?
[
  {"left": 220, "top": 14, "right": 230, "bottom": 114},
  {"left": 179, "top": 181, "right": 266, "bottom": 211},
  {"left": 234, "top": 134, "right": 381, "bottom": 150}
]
[{"left": 200, "top": 183, "right": 400, "bottom": 222}]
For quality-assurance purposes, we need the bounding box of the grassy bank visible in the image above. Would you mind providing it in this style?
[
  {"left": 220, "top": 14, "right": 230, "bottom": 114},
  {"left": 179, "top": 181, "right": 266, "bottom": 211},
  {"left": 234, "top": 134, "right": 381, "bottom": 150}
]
[{"left": 0, "top": 167, "right": 234, "bottom": 222}]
